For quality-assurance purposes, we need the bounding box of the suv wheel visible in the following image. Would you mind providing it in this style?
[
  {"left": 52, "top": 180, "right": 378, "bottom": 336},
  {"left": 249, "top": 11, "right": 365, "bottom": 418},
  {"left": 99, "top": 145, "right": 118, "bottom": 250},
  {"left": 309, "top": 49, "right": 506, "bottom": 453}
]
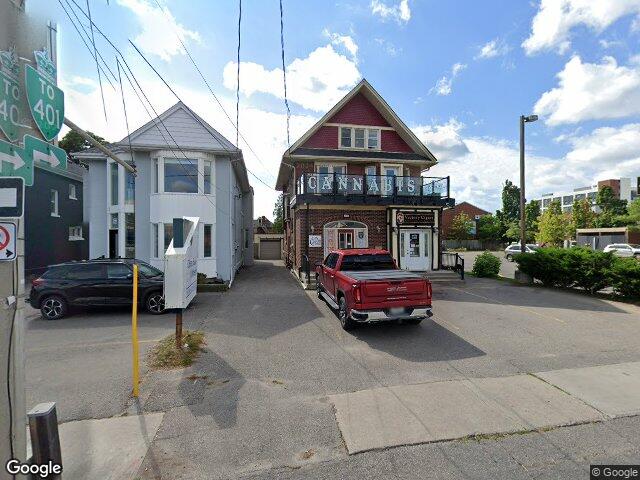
[
  {"left": 338, "top": 296, "right": 355, "bottom": 331},
  {"left": 146, "top": 292, "right": 165, "bottom": 315},
  {"left": 40, "top": 295, "right": 67, "bottom": 320}
]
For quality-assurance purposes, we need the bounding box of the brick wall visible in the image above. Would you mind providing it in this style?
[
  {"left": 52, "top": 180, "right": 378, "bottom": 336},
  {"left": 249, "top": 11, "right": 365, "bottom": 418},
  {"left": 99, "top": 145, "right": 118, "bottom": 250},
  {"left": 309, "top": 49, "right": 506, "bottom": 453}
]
[
  {"left": 328, "top": 93, "right": 390, "bottom": 126},
  {"left": 294, "top": 208, "right": 388, "bottom": 268},
  {"left": 597, "top": 179, "right": 621, "bottom": 198},
  {"left": 441, "top": 202, "right": 490, "bottom": 239}
]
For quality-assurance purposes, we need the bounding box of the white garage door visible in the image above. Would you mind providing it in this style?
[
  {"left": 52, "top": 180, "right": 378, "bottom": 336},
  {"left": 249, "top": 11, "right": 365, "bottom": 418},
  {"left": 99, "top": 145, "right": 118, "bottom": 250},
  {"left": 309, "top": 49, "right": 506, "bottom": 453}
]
[{"left": 259, "top": 239, "right": 281, "bottom": 260}]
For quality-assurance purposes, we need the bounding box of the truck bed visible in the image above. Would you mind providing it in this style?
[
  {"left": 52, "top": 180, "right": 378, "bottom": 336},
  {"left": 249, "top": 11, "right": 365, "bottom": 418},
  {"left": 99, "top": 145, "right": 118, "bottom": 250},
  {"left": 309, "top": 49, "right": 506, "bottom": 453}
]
[{"left": 340, "top": 270, "right": 425, "bottom": 281}]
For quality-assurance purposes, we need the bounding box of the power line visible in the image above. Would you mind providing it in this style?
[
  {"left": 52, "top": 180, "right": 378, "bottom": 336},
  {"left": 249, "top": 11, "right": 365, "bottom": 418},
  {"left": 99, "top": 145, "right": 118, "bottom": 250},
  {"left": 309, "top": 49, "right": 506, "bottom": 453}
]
[
  {"left": 86, "top": 0, "right": 107, "bottom": 121},
  {"left": 116, "top": 58, "right": 134, "bottom": 166},
  {"left": 236, "top": 0, "right": 241, "bottom": 148},
  {"left": 279, "top": 0, "right": 291, "bottom": 152},
  {"left": 149, "top": 0, "right": 276, "bottom": 183}
]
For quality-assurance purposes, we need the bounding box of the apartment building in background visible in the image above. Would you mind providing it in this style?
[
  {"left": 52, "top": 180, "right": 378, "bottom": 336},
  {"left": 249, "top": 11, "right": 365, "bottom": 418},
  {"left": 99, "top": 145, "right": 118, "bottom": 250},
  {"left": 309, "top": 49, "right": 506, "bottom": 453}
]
[{"left": 538, "top": 177, "right": 639, "bottom": 214}]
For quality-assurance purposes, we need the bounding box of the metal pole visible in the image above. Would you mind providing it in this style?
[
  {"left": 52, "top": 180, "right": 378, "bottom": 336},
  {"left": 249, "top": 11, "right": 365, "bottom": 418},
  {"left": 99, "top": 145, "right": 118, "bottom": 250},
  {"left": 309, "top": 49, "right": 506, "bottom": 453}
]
[
  {"left": 131, "top": 264, "right": 139, "bottom": 397},
  {"left": 28, "top": 402, "right": 62, "bottom": 479},
  {"left": 519, "top": 115, "right": 526, "bottom": 254},
  {"left": 63, "top": 117, "right": 137, "bottom": 175},
  {"left": 175, "top": 309, "right": 183, "bottom": 350}
]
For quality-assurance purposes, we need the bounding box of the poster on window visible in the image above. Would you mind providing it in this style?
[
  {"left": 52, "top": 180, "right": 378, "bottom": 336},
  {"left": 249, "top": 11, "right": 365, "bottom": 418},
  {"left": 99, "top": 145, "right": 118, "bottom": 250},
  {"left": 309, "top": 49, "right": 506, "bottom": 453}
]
[{"left": 355, "top": 228, "right": 368, "bottom": 248}]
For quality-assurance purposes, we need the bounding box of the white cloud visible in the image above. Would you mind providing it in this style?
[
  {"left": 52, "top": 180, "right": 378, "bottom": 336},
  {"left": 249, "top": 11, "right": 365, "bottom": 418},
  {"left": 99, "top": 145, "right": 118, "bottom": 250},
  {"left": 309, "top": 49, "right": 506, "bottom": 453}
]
[
  {"left": 61, "top": 71, "right": 317, "bottom": 219},
  {"left": 475, "top": 38, "right": 510, "bottom": 59},
  {"left": 429, "top": 62, "right": 466, "bottom": 96},
  {"left": 523, "top": 0, "right": 640, "bottom": 55},
  {"left": 374, "top": 38, "right": 402, "bottom": 56},
  {"left": 599, "top": 38, "right": 624, "bottom": 49},
  {"left": 533, "top": 55, "right": 640, "bottom": 125},
  {"left": 412, "top": 119, "right": 470, "bottom": 160},
  {"left": 370, "top": 0, "right": 411, "bottom": 24},
  {"left": 322, "top": 29, "right": 358, "bottom": 60},
  {"left": 116, "top": 0, "right": 201, "bottom": 61},
  {"left": 564, "top": 123, "right": 640, "bottom": 172},
  {"left": 223, "top": 44, "right": 361, "bottom": 112}
]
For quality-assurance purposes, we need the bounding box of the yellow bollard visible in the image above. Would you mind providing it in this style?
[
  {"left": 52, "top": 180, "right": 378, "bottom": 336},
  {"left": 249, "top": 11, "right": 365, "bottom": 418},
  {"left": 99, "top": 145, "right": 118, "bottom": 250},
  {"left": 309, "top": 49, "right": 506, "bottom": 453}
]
[{"left": 131, "top": 263, "right": 140, "bottom": 397}]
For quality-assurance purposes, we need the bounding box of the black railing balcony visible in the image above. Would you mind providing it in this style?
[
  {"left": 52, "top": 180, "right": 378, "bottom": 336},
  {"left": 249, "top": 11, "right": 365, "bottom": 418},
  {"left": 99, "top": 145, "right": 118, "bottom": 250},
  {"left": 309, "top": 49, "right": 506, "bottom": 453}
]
[{"left": 296, "top": 173, "right": 451, "bottom": 201}]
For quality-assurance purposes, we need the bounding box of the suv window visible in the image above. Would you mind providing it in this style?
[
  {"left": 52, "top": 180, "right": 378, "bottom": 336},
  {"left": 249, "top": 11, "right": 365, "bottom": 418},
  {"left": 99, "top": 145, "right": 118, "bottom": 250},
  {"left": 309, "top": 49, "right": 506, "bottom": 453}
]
[
  {"left": 137, "top": 262, "right": 163, "bottom": 278},
  {"left": 66, "top": 264, "right": 106, "bottom": 280},
  {"left": 324, "top": 253, "right": 339, "bottom": 269},
  {"left": 42, "top": 265, "right": 71, "bottom": 279},
  {"left": 107, "top": 263, "right": 132, "bottom": 279}
]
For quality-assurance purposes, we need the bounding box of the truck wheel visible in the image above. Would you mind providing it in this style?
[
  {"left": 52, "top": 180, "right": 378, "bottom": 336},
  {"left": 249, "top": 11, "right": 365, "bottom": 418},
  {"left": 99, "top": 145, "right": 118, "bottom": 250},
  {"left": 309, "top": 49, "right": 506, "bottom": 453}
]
[
  {"left": 316, "top": 277, "right": 323, "bottom": 298},
  {"left": 338, "top": 296, "right": 355, "bottom": 331}
]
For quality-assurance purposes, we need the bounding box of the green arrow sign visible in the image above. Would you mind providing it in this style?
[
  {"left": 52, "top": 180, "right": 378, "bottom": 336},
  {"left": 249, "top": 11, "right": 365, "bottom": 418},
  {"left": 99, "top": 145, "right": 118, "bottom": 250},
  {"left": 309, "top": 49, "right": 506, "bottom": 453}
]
[
  {"left": 24, "top": 134, "right": 67, "bottom": 175},
  {"left": 0, "top": 70, "right": 21, "bottom": 142},
  {"left": 0, "top": 139, "right": 32, "bottom": 186},
  {"left": 25, "top": 64, "right": 64, "bottom": 141}
]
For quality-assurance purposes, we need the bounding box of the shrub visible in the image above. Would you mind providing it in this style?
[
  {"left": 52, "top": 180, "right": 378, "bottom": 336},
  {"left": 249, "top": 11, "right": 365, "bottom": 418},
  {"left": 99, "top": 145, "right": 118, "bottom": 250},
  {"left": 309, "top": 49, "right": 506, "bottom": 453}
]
[
  {"left": 609, "top": 258, "right": 640, "bottom": 298},
  {"left": 565, "top": 248, "right": 615, "bottom": 294},
  {"left": 472, "top": 251, "right": 501, "bottom": 277},
  {"left": 514, "top": 248, "right": 573, "bottom": 287}
]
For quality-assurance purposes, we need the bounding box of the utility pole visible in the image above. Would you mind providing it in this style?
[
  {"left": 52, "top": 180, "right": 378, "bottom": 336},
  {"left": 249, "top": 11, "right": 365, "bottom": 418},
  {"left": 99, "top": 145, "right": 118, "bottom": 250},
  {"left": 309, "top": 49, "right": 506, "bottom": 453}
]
[{"left": 519, "top": 114, "right": 538, "bottom": 254}]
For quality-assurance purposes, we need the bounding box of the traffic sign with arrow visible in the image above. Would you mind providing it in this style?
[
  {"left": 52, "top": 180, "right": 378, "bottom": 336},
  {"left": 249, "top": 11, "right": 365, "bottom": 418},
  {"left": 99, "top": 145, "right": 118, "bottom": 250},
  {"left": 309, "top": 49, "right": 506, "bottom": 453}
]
[
  {"left": 24, "top": 134, "right": 66, "bottom": 174},
  {"left": 0, "top": 139, "right": 32, "bottom": 186},
  {"left": 0, "top": 221, "right": 16, "bottom": 261}
]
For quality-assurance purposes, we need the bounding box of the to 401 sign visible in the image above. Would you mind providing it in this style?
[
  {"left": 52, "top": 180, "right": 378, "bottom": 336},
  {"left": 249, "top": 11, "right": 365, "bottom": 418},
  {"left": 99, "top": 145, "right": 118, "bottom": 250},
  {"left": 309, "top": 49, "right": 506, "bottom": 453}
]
[{"left": 25, "top": 64, "right": 64, "bottom": 141}]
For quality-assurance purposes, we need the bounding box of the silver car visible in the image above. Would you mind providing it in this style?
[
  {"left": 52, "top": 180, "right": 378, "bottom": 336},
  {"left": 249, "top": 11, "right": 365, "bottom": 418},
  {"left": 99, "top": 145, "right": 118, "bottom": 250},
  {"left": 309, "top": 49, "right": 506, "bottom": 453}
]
[
  {"left": 504, "top": 243, "right": 539, "bottom": 261},
  {"left": 603, "top": 243, "right": 640, "bottom": 258}
]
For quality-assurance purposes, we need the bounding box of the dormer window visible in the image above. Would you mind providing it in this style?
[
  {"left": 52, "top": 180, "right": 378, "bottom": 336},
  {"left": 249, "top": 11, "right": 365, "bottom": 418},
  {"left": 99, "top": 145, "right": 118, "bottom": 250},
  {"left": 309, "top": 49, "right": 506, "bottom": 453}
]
[{"left": 339, "top": 126, "right": 380, "bottom": 150}]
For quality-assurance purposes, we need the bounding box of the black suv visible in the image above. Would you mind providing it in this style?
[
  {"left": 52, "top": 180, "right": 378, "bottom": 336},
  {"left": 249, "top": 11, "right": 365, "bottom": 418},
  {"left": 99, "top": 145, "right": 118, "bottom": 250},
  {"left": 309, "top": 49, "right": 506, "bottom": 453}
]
[{"left": 29, "top": 258, "right": 166, "bottom": 320}]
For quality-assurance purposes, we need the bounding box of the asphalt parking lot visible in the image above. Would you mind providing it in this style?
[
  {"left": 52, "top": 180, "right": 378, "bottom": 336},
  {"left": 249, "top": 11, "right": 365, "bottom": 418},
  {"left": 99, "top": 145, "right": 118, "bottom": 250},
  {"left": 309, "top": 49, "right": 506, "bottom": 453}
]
[{"left": 25, "top": 261, "right": 640, "bottom": 479}]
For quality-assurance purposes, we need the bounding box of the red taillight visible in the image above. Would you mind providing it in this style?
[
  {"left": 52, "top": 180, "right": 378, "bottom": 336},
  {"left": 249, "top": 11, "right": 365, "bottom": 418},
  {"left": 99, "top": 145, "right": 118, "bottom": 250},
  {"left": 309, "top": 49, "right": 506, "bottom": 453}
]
[
  {"left": 32, "top": 278, "right": 44, "bottom": 287},
  {"left": 426, "top": 280, "right": 432, "bottom": 299},
  {"left": 352, "top": 283, "right": 361, "bottom": 303}
]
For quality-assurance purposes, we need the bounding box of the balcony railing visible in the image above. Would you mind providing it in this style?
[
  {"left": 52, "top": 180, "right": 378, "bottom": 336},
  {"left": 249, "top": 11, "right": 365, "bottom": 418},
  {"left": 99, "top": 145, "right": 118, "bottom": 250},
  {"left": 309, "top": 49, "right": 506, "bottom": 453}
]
[{"left": 296, "top": 173, "right": 450, "bottom": 199}]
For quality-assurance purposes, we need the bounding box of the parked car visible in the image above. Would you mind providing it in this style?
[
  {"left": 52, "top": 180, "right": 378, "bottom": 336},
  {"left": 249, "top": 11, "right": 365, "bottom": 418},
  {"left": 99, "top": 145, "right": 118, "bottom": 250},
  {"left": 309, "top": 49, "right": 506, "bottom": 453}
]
[
  {"left": 29, "top": 258, "right": 166, "bottom": 320},
  {"left": 504, "top": 243, "right": 539, "bottom": 261},
  {"left": 603, "top": 243, "right": 640, "bottom": 258},
  {"left": 315, "top": 249, "right": 433, "bottom": 330}
]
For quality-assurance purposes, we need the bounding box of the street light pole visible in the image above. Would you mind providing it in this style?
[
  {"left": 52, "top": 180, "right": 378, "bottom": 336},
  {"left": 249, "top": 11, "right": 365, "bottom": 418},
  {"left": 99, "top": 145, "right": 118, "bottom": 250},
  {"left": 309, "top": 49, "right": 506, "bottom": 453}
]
[
  {"left": 519, "top": 114, "right": 538, "bottom": 254},
  {"left": 519, "top": 115, "right": 526, "bottom": 254}
]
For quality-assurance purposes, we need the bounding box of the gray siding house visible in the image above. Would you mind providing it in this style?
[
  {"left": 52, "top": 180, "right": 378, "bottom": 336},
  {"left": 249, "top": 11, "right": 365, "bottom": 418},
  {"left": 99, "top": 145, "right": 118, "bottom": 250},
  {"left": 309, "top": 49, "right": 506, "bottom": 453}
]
[{"left": 75, "top": 102, "right": 254, "bottom": 283}]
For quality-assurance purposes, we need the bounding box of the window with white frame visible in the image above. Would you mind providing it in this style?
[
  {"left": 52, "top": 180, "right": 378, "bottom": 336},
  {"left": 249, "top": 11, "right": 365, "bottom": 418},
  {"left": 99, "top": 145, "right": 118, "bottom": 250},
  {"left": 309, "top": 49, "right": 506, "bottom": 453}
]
[
  {"left": 152, "top": 223, "right": 159, "bottom": 258},
  {"left": 69, "top": 183, "right": 77, "bottom": 200},
  {"left": 203, "top": 160, "right": 213, "bottom": 194},
  {"left": 339, "top": 126, "right": 380, "bottom": 150},
  {"left": 50, "top": 189, "right": 59, "bottom": 216},
  {"left": 153, "top": 159, "right": 159, "bottom": 193},
  {"left": 203, "top": 224, "right": 212, "bottom": 257},
  {"left": 68, "top": 226, "right": 83, "bottom": 240},
  {"left": 164, "top": 158, "right": 198, "bottom": 193}
]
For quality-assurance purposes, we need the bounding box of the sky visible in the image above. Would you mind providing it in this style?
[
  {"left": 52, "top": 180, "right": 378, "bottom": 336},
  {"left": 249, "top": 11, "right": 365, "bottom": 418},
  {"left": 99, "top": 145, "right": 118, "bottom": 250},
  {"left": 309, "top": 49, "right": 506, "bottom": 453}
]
[{"left": 27, "top": 0, "right": 640, "bottom": 219}]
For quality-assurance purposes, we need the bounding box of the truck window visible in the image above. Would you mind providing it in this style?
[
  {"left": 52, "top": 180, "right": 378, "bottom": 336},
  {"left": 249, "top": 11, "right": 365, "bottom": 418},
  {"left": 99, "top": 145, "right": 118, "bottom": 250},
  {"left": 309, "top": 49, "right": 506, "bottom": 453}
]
[
  {"left": 325, "top": 253, "right": 339, "bottom": 269},
  {"left": 340, "top": 254, "right": 395, "bottom": 271}
]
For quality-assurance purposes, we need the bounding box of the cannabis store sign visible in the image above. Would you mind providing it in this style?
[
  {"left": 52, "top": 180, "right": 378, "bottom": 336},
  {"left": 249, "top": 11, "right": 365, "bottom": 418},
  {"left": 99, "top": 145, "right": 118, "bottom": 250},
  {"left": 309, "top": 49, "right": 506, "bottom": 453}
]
[{"left": 26, "top": 50, "right": 64, "bottom": 141}]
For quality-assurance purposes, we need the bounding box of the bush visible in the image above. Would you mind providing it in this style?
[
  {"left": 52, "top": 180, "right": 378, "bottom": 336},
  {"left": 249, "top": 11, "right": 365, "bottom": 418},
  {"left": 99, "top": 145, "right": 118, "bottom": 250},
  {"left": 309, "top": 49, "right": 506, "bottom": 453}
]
[
  {"left": 472, "top": 251, "right": 501, "bottom": 277},
  {"left": 514, "top": 248, "right": 573, "bottom": 287},
  {"left": 565, "top": 248, "right": 615, "bottom": 294},
  {"left": 609, "top": 258, "right": 640, "bottom": 298}
]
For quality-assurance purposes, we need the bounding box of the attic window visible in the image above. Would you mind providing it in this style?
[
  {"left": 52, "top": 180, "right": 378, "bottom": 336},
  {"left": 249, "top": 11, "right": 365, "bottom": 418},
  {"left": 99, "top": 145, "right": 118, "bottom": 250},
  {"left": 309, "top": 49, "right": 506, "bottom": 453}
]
[{"left": 339, "top": 126, "right": 380, "bottom": 150}]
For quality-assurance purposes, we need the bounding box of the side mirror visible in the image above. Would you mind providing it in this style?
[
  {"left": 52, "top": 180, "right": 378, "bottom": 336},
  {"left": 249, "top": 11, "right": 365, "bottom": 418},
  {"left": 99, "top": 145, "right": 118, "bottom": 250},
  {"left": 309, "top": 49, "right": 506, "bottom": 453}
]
[{"left": 127, "top": 273, "right": 133, "bottom": 279}]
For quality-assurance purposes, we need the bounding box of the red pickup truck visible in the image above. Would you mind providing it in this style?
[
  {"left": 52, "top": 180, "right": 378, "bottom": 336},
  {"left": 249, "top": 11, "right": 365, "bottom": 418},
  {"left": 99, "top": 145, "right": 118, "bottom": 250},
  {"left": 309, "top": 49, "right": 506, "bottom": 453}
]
[{"left": 315, "top": 249, "right": 433, "bottom": 330}]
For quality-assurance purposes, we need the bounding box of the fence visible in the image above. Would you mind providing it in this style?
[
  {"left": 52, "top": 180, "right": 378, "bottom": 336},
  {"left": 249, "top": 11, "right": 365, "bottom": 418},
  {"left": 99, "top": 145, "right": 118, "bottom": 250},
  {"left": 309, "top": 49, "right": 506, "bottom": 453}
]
[{"left": 444, "top": 239, "right": 505, "bottom": 251}]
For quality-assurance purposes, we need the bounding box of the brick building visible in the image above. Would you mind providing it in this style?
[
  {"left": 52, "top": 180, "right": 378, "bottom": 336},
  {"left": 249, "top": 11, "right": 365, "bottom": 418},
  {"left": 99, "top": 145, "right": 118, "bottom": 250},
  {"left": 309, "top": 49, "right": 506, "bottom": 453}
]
[
  {"left": 441, "top": 202, "right": 490, "bottom": 239},
  {"left": 275, "top": 79, "right": 454, "bottom": 282}
]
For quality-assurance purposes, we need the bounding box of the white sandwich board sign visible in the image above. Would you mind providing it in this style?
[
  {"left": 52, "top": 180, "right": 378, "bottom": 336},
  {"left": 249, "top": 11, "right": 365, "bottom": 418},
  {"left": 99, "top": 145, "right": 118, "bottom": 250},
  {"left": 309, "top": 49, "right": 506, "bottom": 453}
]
[{"left": 164, "top": 216, "right": 199, "bottom": 310}]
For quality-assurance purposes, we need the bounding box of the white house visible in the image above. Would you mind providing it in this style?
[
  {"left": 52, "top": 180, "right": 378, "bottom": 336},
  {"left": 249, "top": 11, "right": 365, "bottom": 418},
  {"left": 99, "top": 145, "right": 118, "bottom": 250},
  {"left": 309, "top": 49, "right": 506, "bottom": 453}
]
[{"left": 75, "top": 102, "right": 254, "bottom": 283}]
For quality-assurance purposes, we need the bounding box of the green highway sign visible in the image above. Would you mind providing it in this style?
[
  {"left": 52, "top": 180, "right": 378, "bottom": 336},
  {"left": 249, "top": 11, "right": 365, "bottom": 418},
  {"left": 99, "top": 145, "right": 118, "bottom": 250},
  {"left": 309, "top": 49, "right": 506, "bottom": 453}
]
[
  {"left": 0, "top": 70, "right": 21, "bottom": 142},
  {"left": 0, "top": 139, "right": 32, "bottom": 186},
  {"left": 25, "top": 64, "right": 64, "bottom": 141},
  {"left": 24, "top": 134, "right": 67, "bottom": 175}
]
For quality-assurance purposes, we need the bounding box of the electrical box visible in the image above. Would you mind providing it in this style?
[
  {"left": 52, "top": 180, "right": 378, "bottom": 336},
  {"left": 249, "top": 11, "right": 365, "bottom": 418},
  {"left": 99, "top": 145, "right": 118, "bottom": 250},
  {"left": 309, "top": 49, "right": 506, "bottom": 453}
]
[{"left": 163, "top": 216, "right": 199, "bottom": 310}]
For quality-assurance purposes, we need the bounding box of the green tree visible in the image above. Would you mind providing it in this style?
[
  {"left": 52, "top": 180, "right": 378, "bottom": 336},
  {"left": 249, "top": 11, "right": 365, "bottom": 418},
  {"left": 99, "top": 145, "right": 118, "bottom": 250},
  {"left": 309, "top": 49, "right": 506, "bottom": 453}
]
[
  {"left": 525, "top": 200, "right": 541, "bottom": 240},
  {"left": 59, "top": 130, "right": 108, "bottom": 153},
  {"left": 272, "top": 194, "right": 284, "bottom": 234},
  {"left": 504, "top": 220, "right": 520, "bottom": 242},
  {"left": 449, "top": 212, "right": 474, "bottom": 240},
  {"left": 536, "top": 200, "right": 570, "bottom": 246},
  {"left": 500, "top": 179, "right": 521, "bottom": 224},
  {"left": 596, "top": 185, "right": 628, "bottom": 216},
  {"left": 571, "top": 198, "right": 595, "bottom": 231},
  {"left": 626, "top": 198, "right": 640, "bottom": 223},
  {"left": 477, "top": 214, "right": 503, "bottom": 240}
]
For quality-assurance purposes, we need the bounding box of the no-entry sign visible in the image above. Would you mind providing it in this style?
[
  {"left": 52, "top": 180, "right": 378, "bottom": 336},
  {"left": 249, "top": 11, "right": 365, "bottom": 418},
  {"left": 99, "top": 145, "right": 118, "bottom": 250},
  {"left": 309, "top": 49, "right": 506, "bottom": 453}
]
[{"left": 0, "top": 221, "right": 16, "bottom": 261}]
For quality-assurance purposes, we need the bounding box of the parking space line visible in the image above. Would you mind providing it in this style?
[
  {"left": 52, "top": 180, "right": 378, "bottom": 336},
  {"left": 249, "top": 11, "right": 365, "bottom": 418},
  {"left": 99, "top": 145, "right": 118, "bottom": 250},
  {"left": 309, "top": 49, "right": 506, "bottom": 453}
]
[{"left": 450, "top": 287, "right": 566, "bottom": 324}]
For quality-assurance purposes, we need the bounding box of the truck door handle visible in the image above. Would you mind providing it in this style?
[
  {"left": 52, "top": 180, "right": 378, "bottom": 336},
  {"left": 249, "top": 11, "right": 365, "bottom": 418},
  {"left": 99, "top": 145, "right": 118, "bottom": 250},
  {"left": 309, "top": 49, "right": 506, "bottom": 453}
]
[{"left": 330, "top": 275, "right": 335, "bottom": 279}]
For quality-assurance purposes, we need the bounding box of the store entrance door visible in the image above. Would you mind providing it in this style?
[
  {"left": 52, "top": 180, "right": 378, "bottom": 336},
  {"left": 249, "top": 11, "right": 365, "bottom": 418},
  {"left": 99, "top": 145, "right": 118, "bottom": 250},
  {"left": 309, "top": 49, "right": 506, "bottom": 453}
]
[{"left": 400, "top": 229, "right": 431, "bottom": 271}]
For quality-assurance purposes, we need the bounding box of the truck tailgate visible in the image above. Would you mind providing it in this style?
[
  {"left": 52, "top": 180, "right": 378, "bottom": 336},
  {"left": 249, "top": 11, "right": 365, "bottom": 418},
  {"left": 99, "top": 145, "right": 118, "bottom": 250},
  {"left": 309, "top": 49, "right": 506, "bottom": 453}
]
[{"left": 341, "top": 270, "right": 429, "bottom": 301}]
